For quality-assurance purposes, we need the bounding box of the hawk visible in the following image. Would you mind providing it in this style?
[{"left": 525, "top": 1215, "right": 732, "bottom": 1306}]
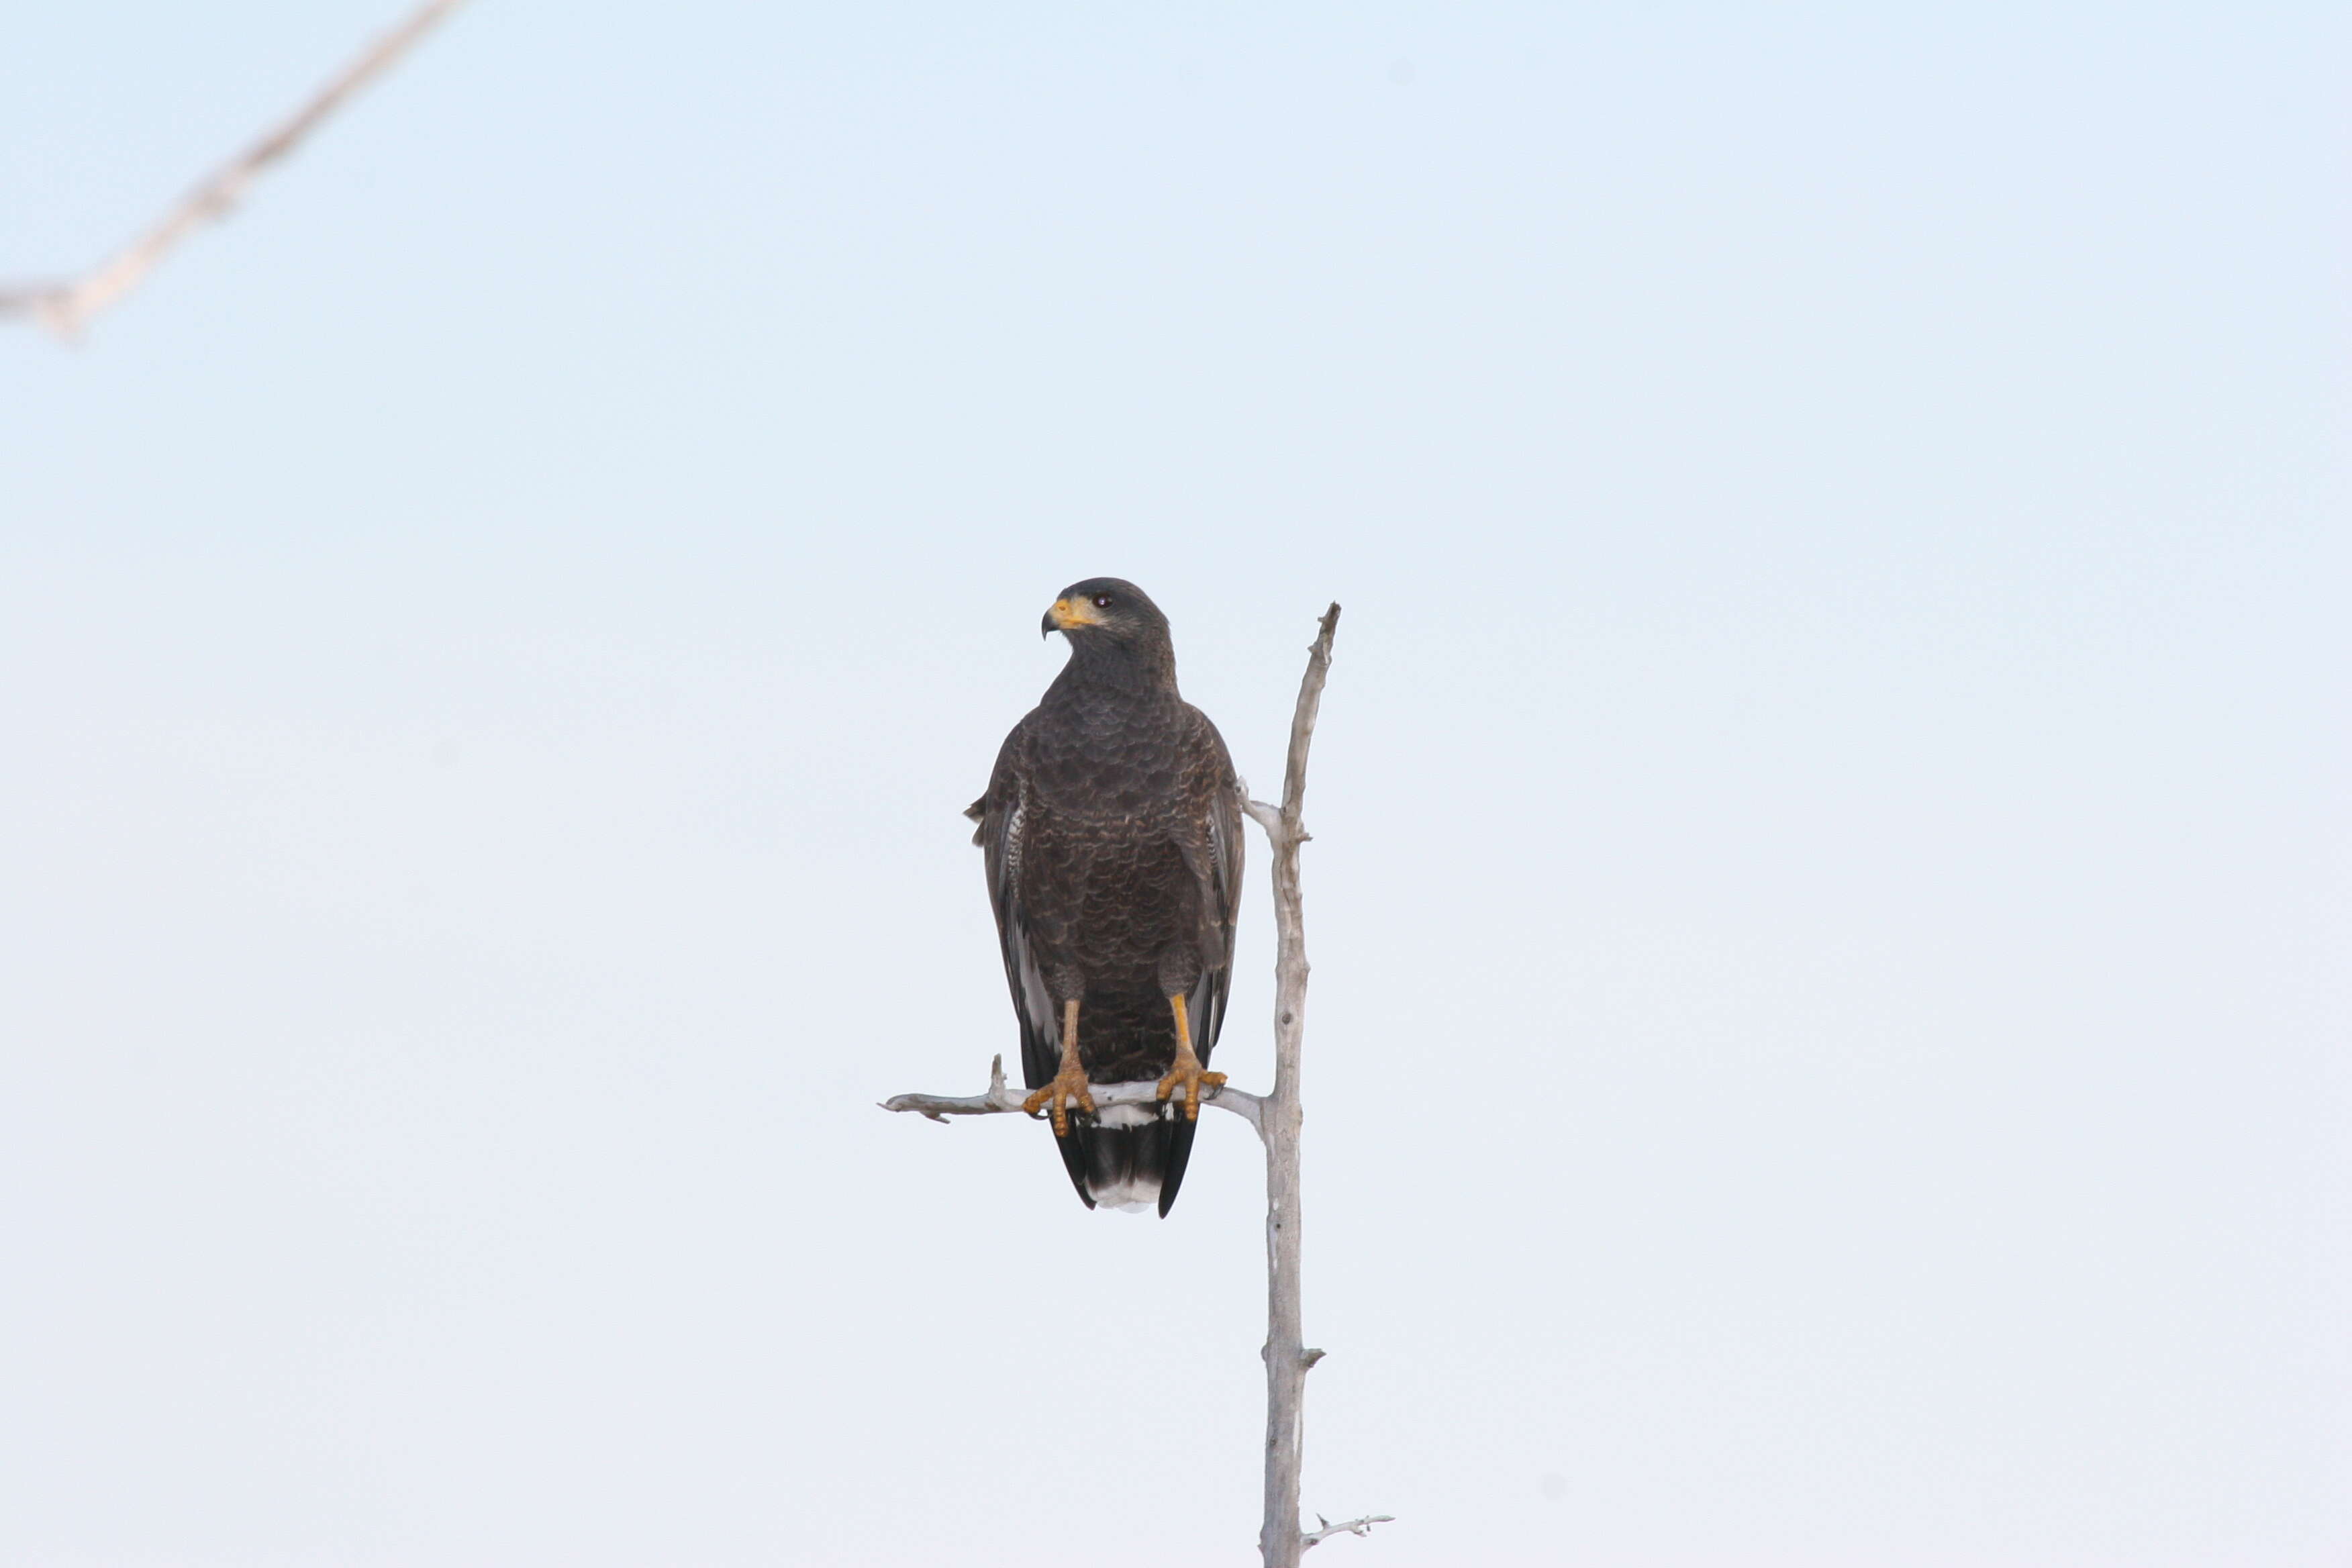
[{"left": 967, "top": 578, "right": 1243, "bottom": 1215}]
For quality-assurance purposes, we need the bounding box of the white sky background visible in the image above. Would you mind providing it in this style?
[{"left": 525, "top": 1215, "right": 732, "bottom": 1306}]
[{"left": 1, "top": 3, "right": 2346, "bottom": 1563}]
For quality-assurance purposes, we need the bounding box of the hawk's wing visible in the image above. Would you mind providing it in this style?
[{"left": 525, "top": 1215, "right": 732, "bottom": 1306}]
[
  {"left": 1183, "top": 707, "right": 1245, "bottom": 1066},
  {"left": 968, "top": 720, "right": 1063, "bottom": 1090}
]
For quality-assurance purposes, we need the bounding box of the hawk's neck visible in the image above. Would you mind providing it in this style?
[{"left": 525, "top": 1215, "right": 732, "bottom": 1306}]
[{"left": 1050, "top": 637, "right": 1179, "bottom": 703}]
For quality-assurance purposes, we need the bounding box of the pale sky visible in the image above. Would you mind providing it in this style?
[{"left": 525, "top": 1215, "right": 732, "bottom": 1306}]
[{"left": 3, "top": 3, "right": 2347, "bottom": 1565}]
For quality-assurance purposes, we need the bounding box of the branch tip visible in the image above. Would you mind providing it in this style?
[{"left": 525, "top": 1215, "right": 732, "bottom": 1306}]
[{"left": 1300, "top": 1512, "right": 1393, "bottom": 1551}]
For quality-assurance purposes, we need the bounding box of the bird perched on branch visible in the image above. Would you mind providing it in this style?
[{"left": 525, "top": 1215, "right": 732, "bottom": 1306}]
[{"left": 967, "top": 578, "right": 1243, "bottom": 1215}]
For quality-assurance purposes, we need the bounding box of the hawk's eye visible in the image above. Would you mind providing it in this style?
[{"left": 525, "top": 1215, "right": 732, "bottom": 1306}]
[{"left": 1092, "top": 593, "right": 1114, "bottom": 609}]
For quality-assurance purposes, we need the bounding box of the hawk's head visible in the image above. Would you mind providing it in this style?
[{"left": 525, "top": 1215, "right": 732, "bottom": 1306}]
[{"left": 1042, "top": 578, "right": 1170, "bottom": 646}]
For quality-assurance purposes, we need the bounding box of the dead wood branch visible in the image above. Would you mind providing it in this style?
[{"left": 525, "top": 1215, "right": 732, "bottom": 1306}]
[{"left": 1254, "top": 602, "right": 1346, "bottom": 1568}]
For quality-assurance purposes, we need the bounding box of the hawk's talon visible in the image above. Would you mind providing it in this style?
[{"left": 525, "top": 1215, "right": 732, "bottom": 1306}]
[
  {"left": 1022, "top": 1067, "right": 1095, "bottom": 1138},
  {"left": 1155, "top": 1061, "right": 1226, "bottom": 1122}
]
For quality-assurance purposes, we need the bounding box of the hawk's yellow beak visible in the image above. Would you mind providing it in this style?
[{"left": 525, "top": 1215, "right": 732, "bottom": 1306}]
[{"left": 1042, "top": 597, "right": 1104, "bottom": 636}]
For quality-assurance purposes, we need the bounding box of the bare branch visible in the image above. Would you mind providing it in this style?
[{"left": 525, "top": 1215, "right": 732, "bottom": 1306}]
[
  {"left": 1256, "top": 603, "right": 1351, "bottom": 1568},
  {"left": 882, "top": 1054, "right": 1266, "bottom": 1137},
  {"left": 0, "top": 0, "right": 468, "bottom": 341},
  {"left": 1301, "top": 1514, "right": 1395, "bottom": 1552}
]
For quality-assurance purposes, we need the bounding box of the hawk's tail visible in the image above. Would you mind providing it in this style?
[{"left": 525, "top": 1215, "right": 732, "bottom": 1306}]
[{"left": 1055, "top": 1099, "right": 1199, "bottom": 1218}]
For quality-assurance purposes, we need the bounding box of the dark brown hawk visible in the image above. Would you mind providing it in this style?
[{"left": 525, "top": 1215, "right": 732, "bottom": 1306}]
[{"left": 966, "top": 578, "right": 1243, "bottom": 1216}]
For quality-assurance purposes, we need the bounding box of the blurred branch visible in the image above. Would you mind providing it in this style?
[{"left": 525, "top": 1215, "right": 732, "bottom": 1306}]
[{"left": 0, "top": 0, "right": 468, "bottom": 341}]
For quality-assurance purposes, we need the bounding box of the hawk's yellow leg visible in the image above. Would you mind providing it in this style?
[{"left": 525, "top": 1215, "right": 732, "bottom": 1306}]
[
  {"left": 1022, "top": 997, "right": 1095, "bottom": 1137},
  {"left": 1155, "top": 992, "right": 1226, "bottom": 1121}
]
